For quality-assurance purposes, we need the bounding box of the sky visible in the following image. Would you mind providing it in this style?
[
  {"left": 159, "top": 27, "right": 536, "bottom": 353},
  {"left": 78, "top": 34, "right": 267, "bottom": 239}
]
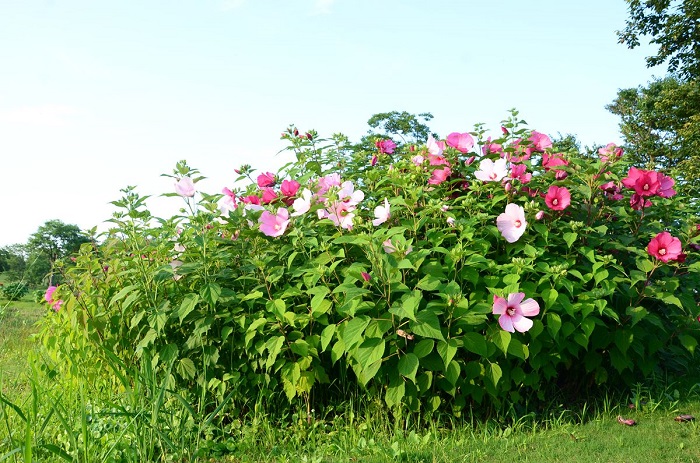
[{"left": 0, "top": 0, "right": 666, "bottom": 247}]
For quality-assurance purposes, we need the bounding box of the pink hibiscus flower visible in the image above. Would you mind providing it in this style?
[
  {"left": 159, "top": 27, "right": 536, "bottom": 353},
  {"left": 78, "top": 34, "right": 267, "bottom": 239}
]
[
  {"left": 428, "top": 167, "right": 451, "bottom": 185},
  {"left": 44, "top": 286, "right": 63, "bottom": 312},
  {"left": 474, "top": 158, "right": 509, "bottom": 182},
  {"left": 622, "top": 167, "right": 660, "bottom": 197},
  {"left": 598, "top": 143, "right": 623, "bottom": 163},
  {"left": 375, "top": 139, "right": 397, "bottom": 154},
  {"left": 647, "top": 231, "right": 683, "bottom": 262},
  {"left": 493, "top": 293, "right": 540, "bottom": 333},
  {"left": 372, "top": 198, "right": 390, "bottom": 226},
  {"left": 496, "top": 203, "right": 527, "bottom": 243},
  {"left": 174, "top": 177, "right": 196, "bottom": 197},
  {"left": 257, "top": 172, "right": 276, "bottom": 188},
  {"left": 657, "top": 173, "right": 676, "bottom": 198},
  {"left": 544, "top": 185, "right": 571, "bottom": 211},
  {"left": 259, "top": 208, "right": 290, "bottom": 237},
  {"left": 446, "top": 132, "right": 475, "bottom": 153}
]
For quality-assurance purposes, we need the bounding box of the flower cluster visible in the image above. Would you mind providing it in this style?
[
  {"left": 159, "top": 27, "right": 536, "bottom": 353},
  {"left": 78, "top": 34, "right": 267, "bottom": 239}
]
[
  {"left": 44, "top": 286, "right": 63, "bottom": 312},
  {"left": 622, "top": 167, "right": 676, "bottom": 210}
]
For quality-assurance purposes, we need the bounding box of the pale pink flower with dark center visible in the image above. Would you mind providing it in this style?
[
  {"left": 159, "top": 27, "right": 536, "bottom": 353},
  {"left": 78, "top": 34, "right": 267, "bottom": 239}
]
[
  {"left": 372, "top": 198, "right": 390, "bottom": 226},
  {"left": 600, "top": 181, "right": 624, "bottom": 201},
  {"left": 411, "top": 155, "right": 425, "bottom": 166},
  {"left": 474, "top": 158, "right": 508, "bottom": 182},
  {"left": 493, "top": 293, "right": 540, "bottom": 332},
  {"left": 496, "top": 203, "right": 527, "bottom": 243},
  {"left": 544, "top": 185, "right": 571, "bottom": 211},
  {"left": 317, "top": 173, "right": 342, "bottom": 197},
  {"left": 446, "top": 132, "right": 475, "bottom": 153},
  {"left": 175, "top": 177, "right": 196, "bottom": 197},
  {"left": 647, "top": 231, "right": 682, "bottom": 262},
  {"left": 426, "top": 135, "right": 444, "bottom": 156},
  {"left": 291, "top": 189, "right": 313, "bottom": 216},
  {"left": 259, "top": 208, "right": 290, "bottom": 237}
]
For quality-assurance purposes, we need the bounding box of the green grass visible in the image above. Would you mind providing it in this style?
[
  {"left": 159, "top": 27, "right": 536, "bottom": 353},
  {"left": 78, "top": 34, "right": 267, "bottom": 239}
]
[{"left": 1, "top": 296, "right": 700, "bottom": 462}]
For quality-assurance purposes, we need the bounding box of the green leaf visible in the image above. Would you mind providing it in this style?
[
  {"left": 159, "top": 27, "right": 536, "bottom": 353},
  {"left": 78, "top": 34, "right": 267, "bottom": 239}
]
[
  {"left": 242, "top": 290, "right": 264, "bottom": 301},
  {"left": 636, "top": 258, "right": 654, "bottom": 273},
  {"left": 462, "top": 332, "right": 487, "bottom": 357},
  {"left": 266, "top": 336, "right": 285, "bottom": 368},
  {"left": 398, "top": 353, "right": 419, "bottom": 382},
  {"left": 547, "top": 313, "right": 562, "bottom": 339},
  {"left": 339, "top": 316, "right": 370, "bottom": 349},
  {"left": 410, "top": 311, "right": 445, "bottom": 341},
  {"left": 320, "top": 324, "right": 336, "bottom": 352},
  {"left": 625, "top": 306, "right": 648, "bottom": 326},
  {"left": 413, "top": 339, "right": 434, "bottom": 358},
  {"left": 542, "top": 288, "right": 558, "bottom": 310},
  {"left": 485, "top": 362, "right": 502, "bottom": 388},
  {"left": 679, "top": 335, "right": 698, "bottom": 355},
  {"left": 437, "top": 339, "right": 458, "bottom": 369},
  {"left": 444, "top": 360, "right": 460, "bottom": 386},
  {"left": 390, "top": 290, "right": 422, "bottom": 321},
  {"left": 385, "top": 378, "right": 406, "bottom": 408},
  {"left": 662, "top": 294, "right": 683, "bottom": 308},
  {"left": 200, "top": 283, "right": 221, "bottom": 307},
  {"left": 493, "top": 330, "right": 511, "bottom": 355},
  {"left": 507, "top": 338, "right": 528, "bottom": 360},
  {"left": 356, "top": 337, "right": 385, "bottom": 370},
  {"left": 563, "top": 232, "right": 577, "bottom": 249},
  {"left": 177, "top": 358, "right": 196, "bottom": 380}
]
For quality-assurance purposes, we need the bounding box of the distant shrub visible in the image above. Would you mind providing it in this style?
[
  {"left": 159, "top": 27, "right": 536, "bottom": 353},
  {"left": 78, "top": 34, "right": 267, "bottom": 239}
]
[{"left": 1, "top": 282, "right": 29, "bottom": 301}]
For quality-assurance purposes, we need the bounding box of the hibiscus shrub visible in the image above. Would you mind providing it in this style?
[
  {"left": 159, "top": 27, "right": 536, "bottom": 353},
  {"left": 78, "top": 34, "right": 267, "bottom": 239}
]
[{"left": 39, "top": 113, "right": 700, "bottom": 417}]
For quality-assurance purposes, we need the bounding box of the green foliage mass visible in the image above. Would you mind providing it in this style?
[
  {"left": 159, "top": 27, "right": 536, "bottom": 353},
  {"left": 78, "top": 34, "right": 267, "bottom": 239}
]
[
  {"left": 36, "top": 112, "right": 700, "bottom": 424},
  {"left": 618, "top": 0, "right": 700, "bottom": 80}
]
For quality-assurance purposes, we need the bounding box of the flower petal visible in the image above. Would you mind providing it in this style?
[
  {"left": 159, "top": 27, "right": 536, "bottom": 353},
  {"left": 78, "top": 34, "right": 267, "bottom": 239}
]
[
  {"left": 511, "top": 314, "right": 534, "bottom": 333},
  {"left": 498, "top": 314, "right": 515, "bottom": 332},
  {"left": 519, "top": 298, "right": 540, "bottom": 317}
]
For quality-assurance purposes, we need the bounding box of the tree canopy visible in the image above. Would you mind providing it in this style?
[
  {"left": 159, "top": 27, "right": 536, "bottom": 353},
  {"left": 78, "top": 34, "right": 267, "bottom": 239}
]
[{"left": 617, "top": 0, "right": 700, "bottom": 80}]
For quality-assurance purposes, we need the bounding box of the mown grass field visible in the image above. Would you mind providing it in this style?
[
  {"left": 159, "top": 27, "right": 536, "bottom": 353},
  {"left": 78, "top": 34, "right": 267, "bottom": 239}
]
[{"left": 1, "top": 285, "right": 700, "bottom": 462}]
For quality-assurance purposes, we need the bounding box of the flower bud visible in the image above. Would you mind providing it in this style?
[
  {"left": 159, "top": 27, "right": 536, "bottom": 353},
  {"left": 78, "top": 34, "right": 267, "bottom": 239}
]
[
  {"left": 535, "top": 210, "right": 545, "bottom": 220},
  {"left": 555, "top": 170, "right": 568, "bottom": 180}
]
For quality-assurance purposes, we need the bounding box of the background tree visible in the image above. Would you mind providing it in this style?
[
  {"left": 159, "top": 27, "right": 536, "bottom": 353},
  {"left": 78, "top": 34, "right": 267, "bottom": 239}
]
[
  {"left": 612, "top": 1, "right": 700, "bottom": 203},
  {"left": 607, "top": 77, "right": 700, "bottom": 198},
  {"left": 617, "top": 0, "right": 700, "bottom": 80},
  {"left": 0, "top": 244, "right": 27, "bottom": 280},
  {"left": 25, "top": 220, "right": 90, "bottom": 285}
]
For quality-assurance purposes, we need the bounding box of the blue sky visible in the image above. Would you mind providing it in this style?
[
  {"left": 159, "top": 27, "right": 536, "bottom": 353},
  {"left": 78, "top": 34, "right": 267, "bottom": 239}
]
[{"left": 0, "top": 0, "right": 664, "bottom": 246}]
